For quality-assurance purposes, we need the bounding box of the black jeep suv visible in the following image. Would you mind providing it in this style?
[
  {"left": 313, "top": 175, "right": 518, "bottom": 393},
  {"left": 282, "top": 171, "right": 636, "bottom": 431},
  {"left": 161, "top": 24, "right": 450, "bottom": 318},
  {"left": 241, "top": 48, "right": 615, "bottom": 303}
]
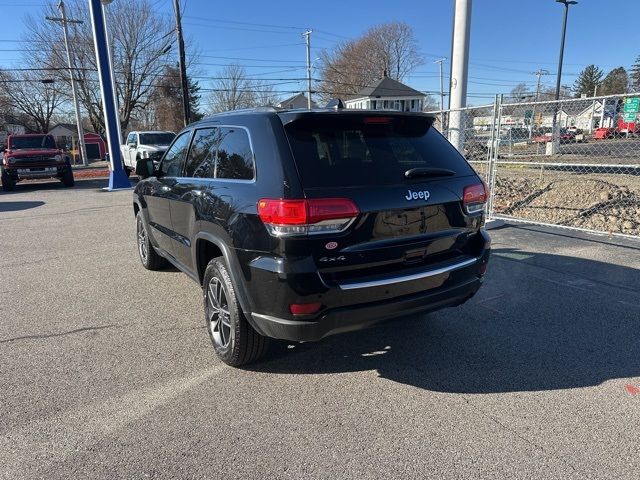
[{"left": 133, "top": 108, "right": 491, "bottom": 366}]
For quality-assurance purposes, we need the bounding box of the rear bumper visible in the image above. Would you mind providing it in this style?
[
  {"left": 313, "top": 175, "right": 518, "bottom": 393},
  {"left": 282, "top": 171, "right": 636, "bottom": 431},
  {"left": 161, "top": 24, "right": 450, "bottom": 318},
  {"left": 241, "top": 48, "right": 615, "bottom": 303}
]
[{"left": 250, "top": 276, "right": 482, "bottom": 342}]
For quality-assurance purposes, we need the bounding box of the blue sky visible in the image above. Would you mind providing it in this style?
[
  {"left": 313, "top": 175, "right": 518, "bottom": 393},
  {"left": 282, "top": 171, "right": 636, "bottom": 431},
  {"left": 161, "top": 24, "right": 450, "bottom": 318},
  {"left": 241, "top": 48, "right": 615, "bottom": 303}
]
[{"left": 1, "top": 0, "right": 638, "bottom": 106}]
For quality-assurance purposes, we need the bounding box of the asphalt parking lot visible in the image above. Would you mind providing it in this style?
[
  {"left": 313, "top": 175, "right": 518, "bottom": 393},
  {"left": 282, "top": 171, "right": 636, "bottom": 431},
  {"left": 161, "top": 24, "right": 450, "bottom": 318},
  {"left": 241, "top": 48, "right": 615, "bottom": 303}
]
[{"left": 2, "top": 178, "right": 640, "bottom": 479}]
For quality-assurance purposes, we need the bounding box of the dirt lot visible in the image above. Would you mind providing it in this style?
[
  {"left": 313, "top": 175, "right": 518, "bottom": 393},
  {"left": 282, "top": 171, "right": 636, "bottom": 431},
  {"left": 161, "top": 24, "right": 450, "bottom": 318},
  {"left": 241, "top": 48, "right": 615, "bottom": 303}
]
[{"left": 492, "top": 168, "right": 640, "bottom": 236}]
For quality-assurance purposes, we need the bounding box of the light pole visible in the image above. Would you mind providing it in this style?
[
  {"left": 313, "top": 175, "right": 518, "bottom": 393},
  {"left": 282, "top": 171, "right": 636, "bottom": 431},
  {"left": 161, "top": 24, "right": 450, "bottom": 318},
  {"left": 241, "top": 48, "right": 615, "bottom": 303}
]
[
  {"left": 101, "top": 0, "right": 123, "bottom": 146},
  {"left": 551, "top": 0, "right": 577, "bottom": 153},
  {"left": 448, "top": 0, "right": 472, "bottom": 153},
  {"left": 89, "top": 0, "right": 130, "bottom": 190}
]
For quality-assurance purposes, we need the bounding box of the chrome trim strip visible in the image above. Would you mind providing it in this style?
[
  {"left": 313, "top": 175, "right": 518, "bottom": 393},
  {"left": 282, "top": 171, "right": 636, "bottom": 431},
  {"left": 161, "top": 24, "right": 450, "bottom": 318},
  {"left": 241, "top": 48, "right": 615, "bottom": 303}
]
[{"left": 337, "top": 256, "right": 478, "bottom": 290}]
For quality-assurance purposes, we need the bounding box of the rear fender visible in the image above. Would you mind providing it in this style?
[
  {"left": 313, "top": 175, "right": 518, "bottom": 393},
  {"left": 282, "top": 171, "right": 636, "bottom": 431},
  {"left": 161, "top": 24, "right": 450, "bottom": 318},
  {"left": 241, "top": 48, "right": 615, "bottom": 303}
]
[{"left": 193, "top": 232, "right": 254, "bottom": 318}]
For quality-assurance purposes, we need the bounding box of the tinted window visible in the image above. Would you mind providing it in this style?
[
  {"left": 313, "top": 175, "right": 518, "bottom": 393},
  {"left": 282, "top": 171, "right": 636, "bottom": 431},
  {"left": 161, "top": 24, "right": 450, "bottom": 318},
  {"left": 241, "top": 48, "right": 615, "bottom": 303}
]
[
  {"left": 284, "top": 115, "right": 474, "bottom": 188},
  {"left": 10, "top": 135, "right": 56, "bottom": 149},
  {"left": 215, "top": 127, "right": 254, "bottom": 180},
  {"left": 184, "top": 128, "right": 219, "bottom": 178},
  {"left": 139, "top": 133, "right": 176, "bottom": 145},
  {"left": 160, "top": 131, "right": 191, "bottom": 177}
]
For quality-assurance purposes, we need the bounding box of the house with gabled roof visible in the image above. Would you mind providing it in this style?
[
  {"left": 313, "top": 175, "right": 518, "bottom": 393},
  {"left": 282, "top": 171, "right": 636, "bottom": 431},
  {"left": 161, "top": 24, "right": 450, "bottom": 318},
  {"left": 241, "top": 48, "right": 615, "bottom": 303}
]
[
  {"left": 276, "top": 92, "right": 317, "bottom": 109},
  {"left": 344, "top": 73, "right": 425, "bottom": 112}
]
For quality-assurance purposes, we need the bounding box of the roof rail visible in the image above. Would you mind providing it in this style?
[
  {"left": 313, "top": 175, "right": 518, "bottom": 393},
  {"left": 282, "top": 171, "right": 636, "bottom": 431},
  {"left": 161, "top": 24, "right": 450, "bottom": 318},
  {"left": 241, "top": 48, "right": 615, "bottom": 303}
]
[{"left": 208, "top": 106, "right": 283, "bottom": 116}]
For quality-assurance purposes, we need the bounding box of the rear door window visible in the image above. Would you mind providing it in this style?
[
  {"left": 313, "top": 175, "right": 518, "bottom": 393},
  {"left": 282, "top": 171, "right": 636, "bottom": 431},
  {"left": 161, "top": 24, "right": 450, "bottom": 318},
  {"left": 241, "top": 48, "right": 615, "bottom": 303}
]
[
  {"left": 182, "top": 127, "right": 255, "bottom": 180},
  {"left": 284, "top": 115, "right": 475, "bottom": 188},
  {"left": 184, "top": 127, "right": 219, "bottom": 178}
]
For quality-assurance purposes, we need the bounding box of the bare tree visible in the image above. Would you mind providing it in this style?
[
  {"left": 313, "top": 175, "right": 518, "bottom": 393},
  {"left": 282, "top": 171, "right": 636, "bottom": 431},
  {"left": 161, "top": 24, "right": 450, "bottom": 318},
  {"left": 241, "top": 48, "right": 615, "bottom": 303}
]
[
  {"left": 23, "top": 0, "right": 173, "bottom": 134},
  {"left": 207, "top": 65, "right": 256, "bottom": 113},
  {"left": 0, "top": 70, "right": 63, "bottom": 132},
  {"left": 252, "top": 80, "right": 279, "bottom": 107},
  {"left": 318, "top": 22, "right": 424, "bottom": 101}
]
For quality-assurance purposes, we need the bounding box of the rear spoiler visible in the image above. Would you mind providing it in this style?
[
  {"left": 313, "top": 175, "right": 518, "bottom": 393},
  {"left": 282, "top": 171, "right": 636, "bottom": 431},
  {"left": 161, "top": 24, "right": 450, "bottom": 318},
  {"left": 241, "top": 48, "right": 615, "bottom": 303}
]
[{"left": 278, "top": 110, "right": 436, "bottom": 126}]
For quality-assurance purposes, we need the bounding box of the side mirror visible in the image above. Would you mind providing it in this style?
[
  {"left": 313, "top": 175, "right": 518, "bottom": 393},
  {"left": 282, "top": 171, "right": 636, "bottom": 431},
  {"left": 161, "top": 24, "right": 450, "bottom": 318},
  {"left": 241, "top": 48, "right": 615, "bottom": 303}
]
[{"left": 135, "top": 158, "right": 155, "bottom": 179}]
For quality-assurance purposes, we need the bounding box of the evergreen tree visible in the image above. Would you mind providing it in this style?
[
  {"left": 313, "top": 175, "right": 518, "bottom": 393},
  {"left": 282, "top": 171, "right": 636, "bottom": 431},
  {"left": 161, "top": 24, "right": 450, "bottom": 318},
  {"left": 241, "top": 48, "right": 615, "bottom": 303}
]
[
  {"left": 599, "top": 67, "right": 629, "bottom": 96},
  {"left": 188, "top": 78, "right": 203, "bottom": 121},
  {"left": 630, "top": 55, "right": 640, "bottom": 92},
  {"left": 573, "top": 64, "right": 603, "bottom": 97}
]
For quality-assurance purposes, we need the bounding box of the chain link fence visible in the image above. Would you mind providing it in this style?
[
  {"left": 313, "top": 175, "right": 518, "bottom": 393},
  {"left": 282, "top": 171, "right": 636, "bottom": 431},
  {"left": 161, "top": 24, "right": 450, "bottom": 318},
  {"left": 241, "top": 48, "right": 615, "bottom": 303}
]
[
  {"left": 431, "top": 103, "right": 496, "bottom": 186},
  {"left": 431, "top": 93, "right": 640, "bottom": 239}
]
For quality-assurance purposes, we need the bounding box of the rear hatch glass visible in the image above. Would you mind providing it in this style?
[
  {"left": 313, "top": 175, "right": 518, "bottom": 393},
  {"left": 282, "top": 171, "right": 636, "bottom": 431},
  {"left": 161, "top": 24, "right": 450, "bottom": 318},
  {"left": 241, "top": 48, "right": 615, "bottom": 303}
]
[{"left": 282, "top": 113, "right": 475, "bottom": 188}]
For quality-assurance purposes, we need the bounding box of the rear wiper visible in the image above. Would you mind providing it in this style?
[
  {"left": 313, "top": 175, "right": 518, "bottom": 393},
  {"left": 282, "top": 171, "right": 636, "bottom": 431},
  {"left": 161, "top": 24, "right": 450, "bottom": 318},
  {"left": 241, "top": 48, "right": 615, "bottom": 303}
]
[{"left": 404, "top": 167, "right": 456, "bottom": 178}]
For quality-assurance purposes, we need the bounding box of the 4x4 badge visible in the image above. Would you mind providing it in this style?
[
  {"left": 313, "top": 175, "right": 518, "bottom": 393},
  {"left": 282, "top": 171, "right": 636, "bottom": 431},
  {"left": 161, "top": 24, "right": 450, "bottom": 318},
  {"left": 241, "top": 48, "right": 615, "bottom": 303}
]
[{"left": 405, "top": 189, "right": 430, "bottom": 201}]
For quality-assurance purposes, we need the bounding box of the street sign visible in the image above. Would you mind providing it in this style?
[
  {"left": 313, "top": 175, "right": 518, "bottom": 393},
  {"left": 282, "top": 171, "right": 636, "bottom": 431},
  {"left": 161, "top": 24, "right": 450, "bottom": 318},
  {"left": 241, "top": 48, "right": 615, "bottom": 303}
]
[
  {"left": 623, "top": 112, "right": 637, "bottom": 121},
  {"left": 623, "top": 98, "right": 640, "bottom": 113}
]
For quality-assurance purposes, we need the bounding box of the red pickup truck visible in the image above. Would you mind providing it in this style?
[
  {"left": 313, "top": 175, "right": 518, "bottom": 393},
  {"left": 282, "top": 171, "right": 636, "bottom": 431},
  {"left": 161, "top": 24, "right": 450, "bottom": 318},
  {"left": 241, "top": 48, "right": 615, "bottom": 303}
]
[{"left": 1, "top": 133, "right": 74, "bottom": 191}]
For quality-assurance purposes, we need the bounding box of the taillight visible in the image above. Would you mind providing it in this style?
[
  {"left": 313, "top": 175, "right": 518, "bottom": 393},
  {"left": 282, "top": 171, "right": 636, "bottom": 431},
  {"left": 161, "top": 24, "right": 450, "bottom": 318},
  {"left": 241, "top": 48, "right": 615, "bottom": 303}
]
[
  {"left": 463, "top": 183, "right": 487, "bottom": 214},
  {"left": 257, "top": 198, "right": 359, "bottom": 236}
]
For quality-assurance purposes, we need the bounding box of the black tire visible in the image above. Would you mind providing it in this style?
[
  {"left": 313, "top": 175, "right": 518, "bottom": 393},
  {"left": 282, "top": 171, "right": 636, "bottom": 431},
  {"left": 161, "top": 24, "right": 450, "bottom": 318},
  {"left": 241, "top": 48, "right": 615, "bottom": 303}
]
[
  {"left": 203, "top": 257, "right": 270, "bottom": 367},
  {"left": 135, "top": 211, "right": 168, "bottom": 270},
  {"left": 1, "top": 169, "right": 15, "bottom": 191},
  {"left": 124, "top": 166, "right": 132, "bottom": 178},
  {"left": 61, "top": 167, "right": 74, "bottom": 187}
]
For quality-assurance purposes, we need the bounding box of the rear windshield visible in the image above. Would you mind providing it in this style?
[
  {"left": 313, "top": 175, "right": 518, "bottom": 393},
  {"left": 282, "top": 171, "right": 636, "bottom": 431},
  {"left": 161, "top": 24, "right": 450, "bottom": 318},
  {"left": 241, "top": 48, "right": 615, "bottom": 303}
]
[
  {"left": 10, "top": 135, "right": 56, "bottom": 149},
  {"left": 139, "top": 133, "right": 175, "bottom": 145},
  {"left": 284, "top": 115, "right": 474, "bottom": 188}
]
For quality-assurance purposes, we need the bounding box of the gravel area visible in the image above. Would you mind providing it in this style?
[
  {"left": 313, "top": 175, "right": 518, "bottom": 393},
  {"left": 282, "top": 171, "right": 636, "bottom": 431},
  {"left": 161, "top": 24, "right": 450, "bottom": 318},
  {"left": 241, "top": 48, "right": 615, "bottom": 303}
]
[{"left": 493, "top": 169, "right": 640, "bottom": 236}]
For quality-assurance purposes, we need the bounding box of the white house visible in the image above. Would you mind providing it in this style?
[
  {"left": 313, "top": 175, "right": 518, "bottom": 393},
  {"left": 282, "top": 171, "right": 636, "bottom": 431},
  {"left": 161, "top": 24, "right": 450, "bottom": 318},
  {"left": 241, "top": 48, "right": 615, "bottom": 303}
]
[
  {"left": 344, "top": 74, "right": 425, "bottom": 112},
  {"left": 0, "top": 122, "right": 27, "bottom": 146},
  {"left": 472, "top": 99, "right": 610, "bottom": 132}
]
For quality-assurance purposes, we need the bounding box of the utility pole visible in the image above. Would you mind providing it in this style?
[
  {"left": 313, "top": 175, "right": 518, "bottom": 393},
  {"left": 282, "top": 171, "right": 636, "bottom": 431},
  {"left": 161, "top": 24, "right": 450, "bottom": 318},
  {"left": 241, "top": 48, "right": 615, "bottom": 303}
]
[
  {"left": 589, "top": 84, "right": 598, "bottom": 133},
  {"left": 173, "top": 0, "right": 190, "bottom": 125},
  {"left": 448, "top": 0, "right": 472, "bottom": 153},
  {"left": 46, "top": 1, "right": 88, "bottom": 166},
  {"left": 303, "top": 29, "right": 313, "bottom": 109},
  {"left": 529, "top": 69, "right": 549, "bottom": 138},
  {"left": 435, "top": 58, "right": 446, "bottom": 113}
]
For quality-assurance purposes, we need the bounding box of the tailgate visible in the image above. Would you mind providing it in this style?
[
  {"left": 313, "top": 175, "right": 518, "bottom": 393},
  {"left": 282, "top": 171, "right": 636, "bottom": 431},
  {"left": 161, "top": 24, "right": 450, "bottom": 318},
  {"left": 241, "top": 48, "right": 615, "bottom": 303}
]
[{"left": 281, "top": 112, "right": 485, "bottom": 286}]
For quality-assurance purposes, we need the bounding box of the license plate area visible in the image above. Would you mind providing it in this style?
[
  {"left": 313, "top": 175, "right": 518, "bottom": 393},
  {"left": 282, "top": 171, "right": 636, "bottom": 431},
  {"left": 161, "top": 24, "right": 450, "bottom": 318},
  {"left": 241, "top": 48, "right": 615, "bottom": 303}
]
[{"left": 18, "top": 167, "right": 56, "bottom": 174}]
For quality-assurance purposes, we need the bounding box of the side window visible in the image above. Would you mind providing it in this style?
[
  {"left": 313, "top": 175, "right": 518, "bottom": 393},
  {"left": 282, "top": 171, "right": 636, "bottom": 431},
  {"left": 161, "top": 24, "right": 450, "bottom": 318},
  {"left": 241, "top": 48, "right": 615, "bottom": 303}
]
[
  {"left": 126, "top": 133, "right": 136, "bottom": 145},
  {"left": 184, "top": 127, "right": 221, "bottom": 178},
  {"left": 215, "top": 127, "right": 254, "bottom": 180},
  {"left": 160, "top": 131, "right": 191, "bottom": 177}
]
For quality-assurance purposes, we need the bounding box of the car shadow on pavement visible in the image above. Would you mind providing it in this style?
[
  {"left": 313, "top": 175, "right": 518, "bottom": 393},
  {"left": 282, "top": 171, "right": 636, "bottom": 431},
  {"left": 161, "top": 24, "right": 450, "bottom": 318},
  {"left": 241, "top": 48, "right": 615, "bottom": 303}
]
[
  {"left": 0, "top": 200, "right": 45, "bottom": 212},
  {"left": 248, "top": 248, "right": 640, "bottom": 394}
]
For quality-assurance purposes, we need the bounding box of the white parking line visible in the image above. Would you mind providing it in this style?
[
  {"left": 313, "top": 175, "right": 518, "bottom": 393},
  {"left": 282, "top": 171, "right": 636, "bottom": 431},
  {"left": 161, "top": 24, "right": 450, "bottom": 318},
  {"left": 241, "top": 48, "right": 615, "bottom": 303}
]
[{"left": 1, "top": 366, "right": 224, "bottom": 476}]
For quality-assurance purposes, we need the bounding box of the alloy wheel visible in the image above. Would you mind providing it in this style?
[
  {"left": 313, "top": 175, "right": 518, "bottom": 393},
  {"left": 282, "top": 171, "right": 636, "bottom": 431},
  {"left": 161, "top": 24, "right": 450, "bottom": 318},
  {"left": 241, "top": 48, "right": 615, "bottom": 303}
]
[
  {"left": 207, "top": 277, "right": 232, "bottom": 349},
  {"left": 137, "top": 217, "right": 148, "bottom": 263}
]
